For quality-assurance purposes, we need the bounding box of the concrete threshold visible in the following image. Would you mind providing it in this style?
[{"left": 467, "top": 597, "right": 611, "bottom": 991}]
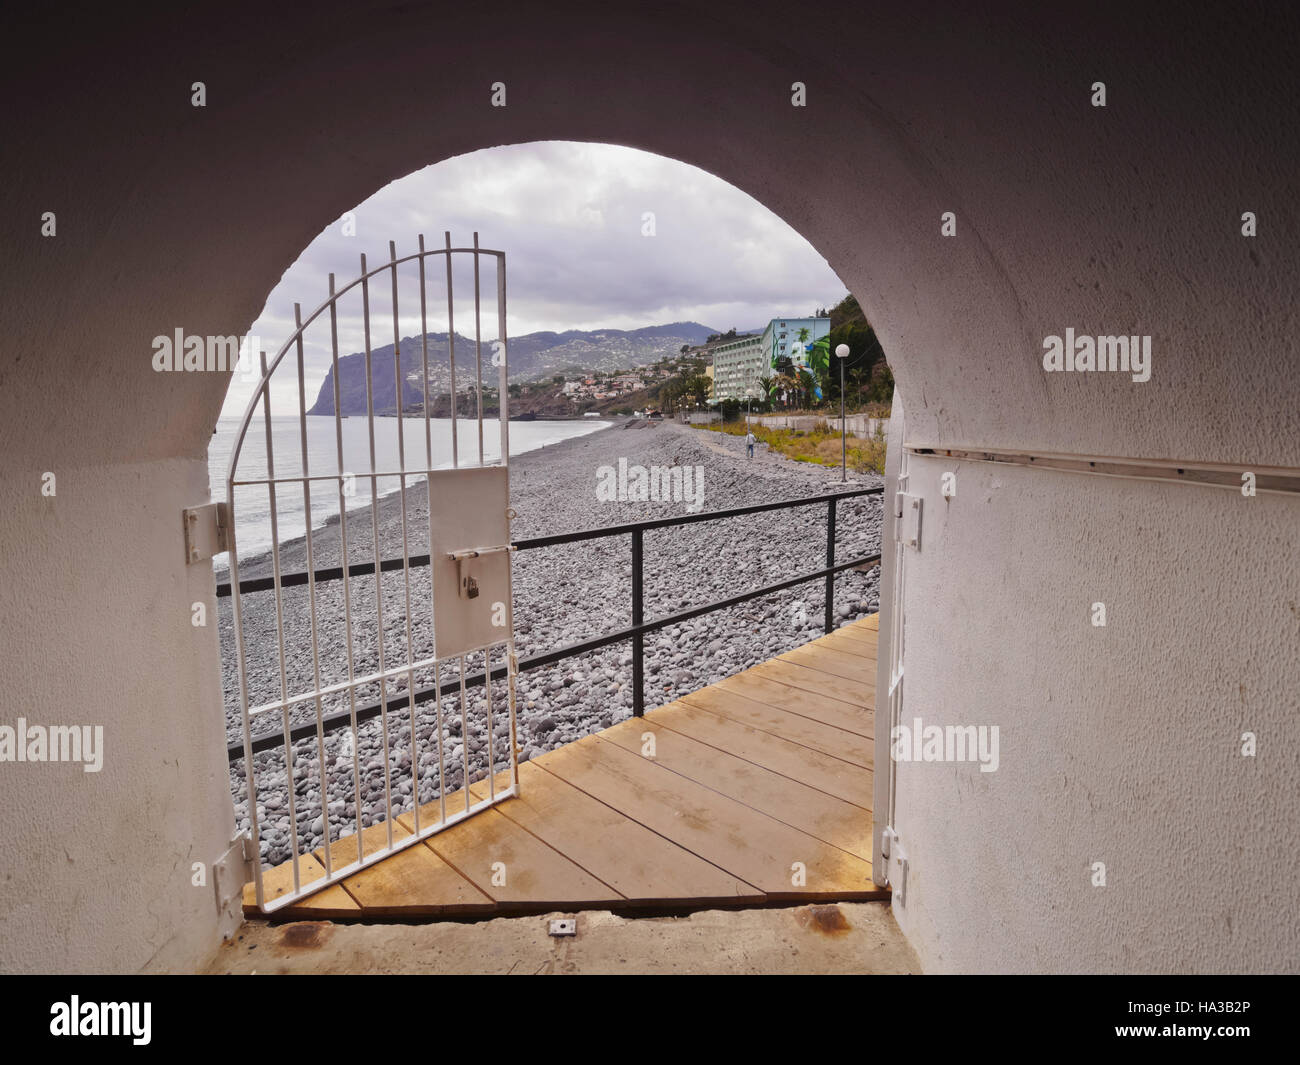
[{"left": 204, "top": 901, "right": 921, "bottom": 975}]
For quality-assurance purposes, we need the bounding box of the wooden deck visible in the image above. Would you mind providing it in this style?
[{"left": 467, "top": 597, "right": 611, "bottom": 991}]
[{"left": 245, "top": 614, "right": 883, "bottom": 919}]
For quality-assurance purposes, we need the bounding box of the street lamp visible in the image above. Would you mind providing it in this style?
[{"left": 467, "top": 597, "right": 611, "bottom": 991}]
[{"left": 835, "top": 343, "right": 850, "bottom": 483}]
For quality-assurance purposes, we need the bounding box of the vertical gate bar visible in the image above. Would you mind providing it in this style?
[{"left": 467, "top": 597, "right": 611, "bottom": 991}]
[
  {"left": 473, "top": 238, "right": 490, "bottom": 791},
  {"left": 632, "top": 528, "right": 644, "bottom": 717},
  {"left": 458, "top": 655, "right": 471, "bottom": 812},
  {"left": 390, "top": 241, "right": 421, "bottom": 833},
  {"left": 229, "top": 439, "right": 263, "bottom": 908},
  {"left": 496, "top": 252, "right": 509, "bottom": 468},
  {"left": 825, "top": 497, "right": 837, "bottom": 634},
  {"left": 473, "top": 232, "right": 484, "bottom": 465},
  {"left": 420, "top": 239, "right": 448, "bottom": 825},
  {"left": 484, "top": 645, "right": 495, "bottom": 801},
  {"left": 473, "top": 231, "right": 483, "bottom": 465},
  {"left": 506, "top": 648, "right": 519, "bottom": 793},
  {"left": 260, "top": 350, "right": 301, "bottom": 893},
  {"left": 433, "top": 660, "right": 447, "bottom": 825},
  {"left": 295, "top": 304, "right": 332, "bottom": 878},
  {"left": 496, "top": 250, "right": 516, "bottom": 791},
  {"left": 329, "top": 273, "right": 365, "bottom": 868},
  {"left": 361, "top": 253, "right": 396, "bottom": 850},
  {"left": 444, "top": 232, "right": 458, "bottom": 469},
  {"left": 418, "top": 234, "right": 432, "bottom": 472}
]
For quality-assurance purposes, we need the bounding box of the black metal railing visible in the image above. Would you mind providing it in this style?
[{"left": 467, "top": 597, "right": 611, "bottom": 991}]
[{"left": 221, "top": 486, "right": 883, "bottom": 761}]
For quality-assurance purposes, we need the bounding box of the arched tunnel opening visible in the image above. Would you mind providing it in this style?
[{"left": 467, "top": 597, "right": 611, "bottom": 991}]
[
  {"left": 1, "top": 1, "right": 1296, "bottom": 993},
  {"left": 214, "top": 140, "right": 893, "bottom": 911}
]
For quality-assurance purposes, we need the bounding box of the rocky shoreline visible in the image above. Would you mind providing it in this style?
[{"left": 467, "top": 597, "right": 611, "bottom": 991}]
[{"left": 219, "top": 418, "right": 883, "bottom": 867}]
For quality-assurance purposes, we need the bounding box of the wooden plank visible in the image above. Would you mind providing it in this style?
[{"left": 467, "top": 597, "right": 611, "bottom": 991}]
[
  {"left": 818, "top": 630, "right": 879, "bottom": 658},
  {"left": 394, "top": 800, "right": 623, "bottom": 909},
  {"left": 286, "top": 787, "right": 494, "bottom": 915},
  {"left": 335, "top": 839, "right": 495, "bottom": 916},
  {"left": 466, "top": 763, "right": 762, "bottom": 905},
  {"left": 860, "top": 613, "right": 880, "bottom": 630},
  {"left": 648, "top": 700, "right": 873, "bottom": 805},
  {"left": 314, "top": 782, "right": 475, "bottom": 873},
  {"left": 816, "top": 629, "right": 878, "bottom": 652},
  {"left": 248, "top": 805, "right": 429, "bottom": 916},
  {"left": 601, "top": 719, "right": 873, "bottom": 860},
  {"left": 315, "top": 810, "right": 414, "bottom": 874},
  {"left": 536, "top": 734, "right": 877, "bottom": 899},
  {"left": 747, "top": 658, "right": 875, "bottom": 709},
  {"left": 780, "top": 642, "right": 876, "bottom": 684},
  {"left": 719, "top": 670, "right": 873, "bottom": 734},
  {"left": 243, "top": 852, "right": 360, "bottom": 917},
  {"left": 834, "top": 617, "right": 878, "bottom": 638},
  {"left": 825, "top": 622, "right": 877, "bottom": 642},
  {"left": 678, "top": 685, "right": 874, "bottom": 766}
]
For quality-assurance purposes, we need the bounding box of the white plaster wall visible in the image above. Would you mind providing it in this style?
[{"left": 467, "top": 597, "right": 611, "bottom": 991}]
[
  {"left": 0, "top": 1, "right": 1296, "bottom": 971},
  {"left": 890, "top": 455, "right": 1300, "bottom": 972},
  {"left": 0, "top": 461, "right": 232, "bottom": 973}
]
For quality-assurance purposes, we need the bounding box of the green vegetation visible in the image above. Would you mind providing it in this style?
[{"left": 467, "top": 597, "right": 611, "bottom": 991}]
[
  {"left": 764, "top": 293, "right": 893, "bottom": 412},
  {"left": 695, "top": 418, "right": 888, "bottom": 475},
  {"left": 654, "top": 354, "right": 711, "bottom": 412},
  {"left": 824, "top": 293, "right": 894, "bottom": 407}
]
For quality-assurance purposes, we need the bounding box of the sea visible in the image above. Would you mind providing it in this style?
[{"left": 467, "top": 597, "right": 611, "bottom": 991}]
[{"left": 208, "top": 414, "right": 609, "bottom": 566}]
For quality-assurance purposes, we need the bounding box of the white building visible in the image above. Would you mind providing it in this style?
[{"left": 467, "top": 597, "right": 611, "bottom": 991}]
[
  {"left": 709, "top": 333, "right": 764, "bottom": 401},
  {"left": 761, "top": 316, "right": 832, "bottom": 374},
  {"left": 710, "top": 317, "right": 832, "bottom": 402}
]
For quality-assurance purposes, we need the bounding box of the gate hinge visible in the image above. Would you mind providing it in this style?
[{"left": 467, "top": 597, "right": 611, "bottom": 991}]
[
  {"left": 183, "top": 501, "right": 230, "bottom": 564},
  {"left": 212, "top": 832, "right": 256, "bottom": 940},
  {"left": 894, "top": 493, "right": 922, "bottom": 549}
]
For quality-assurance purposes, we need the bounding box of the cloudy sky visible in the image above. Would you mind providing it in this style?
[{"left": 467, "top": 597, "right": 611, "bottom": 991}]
[{"left": 223, "top": 141, "right": 845, "bottom": 417}]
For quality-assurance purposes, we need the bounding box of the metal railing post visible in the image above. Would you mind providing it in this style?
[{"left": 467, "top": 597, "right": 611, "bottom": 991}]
[
  {"left": 632, "top": 527, "right": 644, "bottom": 717},
  {"left": 824, "top": 497, "right": 837, "bottom": 634}
]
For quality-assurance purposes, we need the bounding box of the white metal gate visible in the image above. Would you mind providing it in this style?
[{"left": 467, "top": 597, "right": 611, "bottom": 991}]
[{"left": 226, "top": 233, "right": 519, "bottom": 913}]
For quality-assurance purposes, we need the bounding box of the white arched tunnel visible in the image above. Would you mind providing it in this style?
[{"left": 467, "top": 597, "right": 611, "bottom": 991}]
[{"left": 1, "top": 1, "right": 1296, "bottom": 972}]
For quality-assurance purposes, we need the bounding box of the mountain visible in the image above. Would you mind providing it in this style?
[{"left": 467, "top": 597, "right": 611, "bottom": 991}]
[{"left": 307, "top": 321, "right": 717, "bottom": 416}]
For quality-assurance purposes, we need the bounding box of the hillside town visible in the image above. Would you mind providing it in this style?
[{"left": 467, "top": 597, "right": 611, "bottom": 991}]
[{"left": 541, "top": 295, "right": 893, "bottom": 418}]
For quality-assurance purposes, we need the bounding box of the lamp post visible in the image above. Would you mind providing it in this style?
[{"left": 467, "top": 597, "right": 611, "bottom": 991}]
[{"left": 835, "top": 343, "right": 850, "bottom": 482}]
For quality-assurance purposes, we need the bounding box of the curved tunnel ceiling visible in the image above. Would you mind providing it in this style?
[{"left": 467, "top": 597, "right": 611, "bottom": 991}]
[{"left": 2, "top": 2, "right": 1295, "bottom": 471}]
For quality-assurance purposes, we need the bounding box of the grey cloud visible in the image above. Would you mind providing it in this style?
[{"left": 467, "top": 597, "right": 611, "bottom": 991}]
[{"left": 227, "top": 141, "right": 843, "bottom": 414}]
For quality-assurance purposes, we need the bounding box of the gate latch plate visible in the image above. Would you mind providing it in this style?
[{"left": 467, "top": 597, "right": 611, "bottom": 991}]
[
  {"left": 183, "top": 501, "right": 230, "bottom": 564},
  {"left": 895, "top": 493, "right": 922, "bottom": 550}
]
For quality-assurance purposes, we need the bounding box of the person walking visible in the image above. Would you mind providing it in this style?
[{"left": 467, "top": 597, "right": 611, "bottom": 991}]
[{"left": 745, "top": 428, "right": 756, "bottom": 459}]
